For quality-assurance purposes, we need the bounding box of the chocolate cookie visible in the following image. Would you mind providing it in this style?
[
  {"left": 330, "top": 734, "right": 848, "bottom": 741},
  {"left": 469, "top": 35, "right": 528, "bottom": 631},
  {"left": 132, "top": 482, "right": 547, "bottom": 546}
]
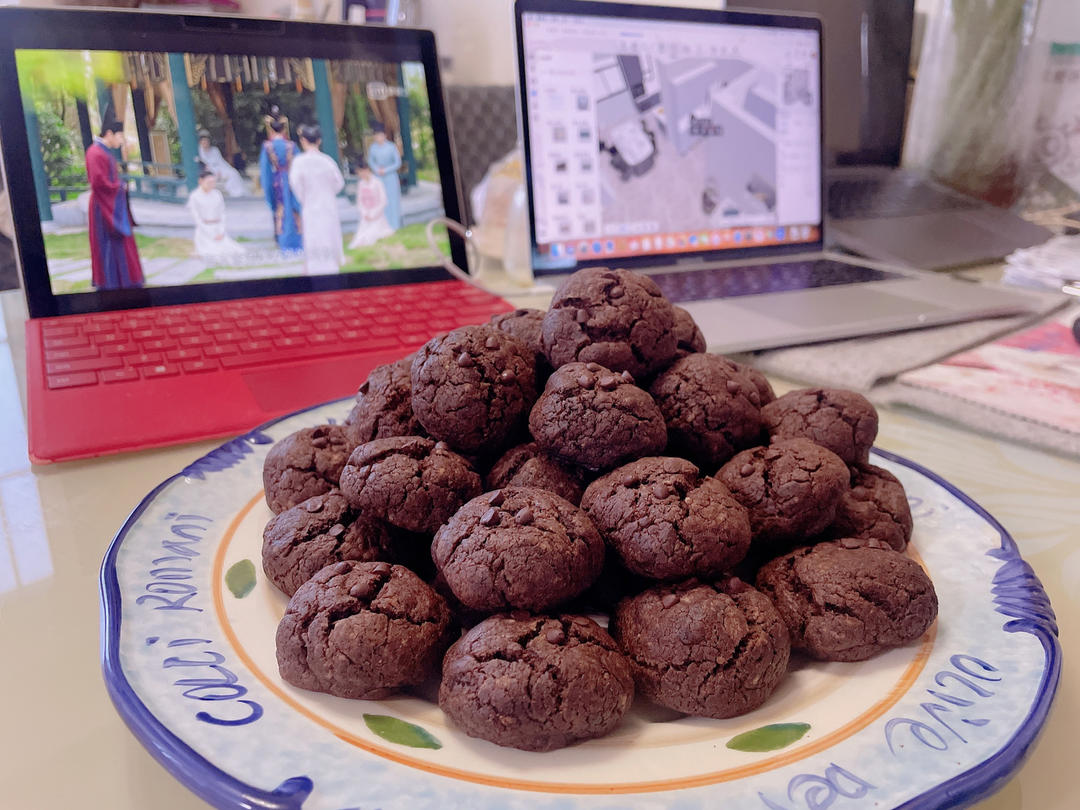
[
  {"left": 263, "top": 424, "right": 354, "bottom": 514},
  {"left": 529, "top": 362, "right": 667, "bottom": 471},
  {"left": 339, "top": 436, "right": 482, "bottom": 535},
  {"left": 718, "top": 438, "right": 849, "bottom": 546},
  {"left": 612, "top": 577, "right": 790, "bottom": 718},
  {"left": 262, "top": 490, "right": 398, "bottom": 596},
  {"left": 649, "top": 353, "right": 763, "bottom": 469},
  {"left": 439, "top": 613, "right": 635, "bottom": 751},
  {"left": 761, "top": 388, "right": 878, "bottom": 465},
  {"left": 485, "top": 441, "right": 587, "bottom": 505},
  {"left": 756, "top": 541, "right": 938, "bottom": 661},
  {"left": 672, "top": 305, "right": 706, "bottom": 359},
  {"left": 410, "top": 325, "right": 537, "bottom": 453},
  {"left": 489, "top": 308, "right": 549, "bottom": 378},
  {"left": 276, "top": 560, "right": 452, "bottom": 699},
  {"left": 734, "top": 361, "right": 776, "bottom": 406},
  {"left": 541, "top": 267, "right": 678, "bottom": 378},
  {"left": 581, "top": 457, "right": 751, "bottom": 580},
  {"left": 344, "top": 356, "right": 422, "bottom": 446},
  {"left": 431, "top": 487, "right": 605, "bottom": 612},
  {"left": 829, "top": 463, "right": 913, "bottom": 551}
]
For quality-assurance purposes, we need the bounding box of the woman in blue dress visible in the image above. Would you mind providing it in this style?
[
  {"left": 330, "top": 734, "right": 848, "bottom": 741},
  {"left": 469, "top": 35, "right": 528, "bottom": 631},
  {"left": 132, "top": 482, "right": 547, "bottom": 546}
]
[
  {"left": 259, "top": 113, "right": 302, "bottom": 251},
  {"left": 366, "top": 123, "right": 402, "bottom": 230}
]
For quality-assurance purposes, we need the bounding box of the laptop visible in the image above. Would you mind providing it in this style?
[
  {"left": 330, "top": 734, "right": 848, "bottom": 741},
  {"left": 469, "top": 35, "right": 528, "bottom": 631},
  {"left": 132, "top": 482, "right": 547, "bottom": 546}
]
[
  {"left": 0, "top": 9, "right": 511, "bottom": 463},
  {"left": 733, "top": 0, "right": 1051, "bottom": 270},
  {"left": 514, "top": 0, "right": 1057, "bottom": 354}
]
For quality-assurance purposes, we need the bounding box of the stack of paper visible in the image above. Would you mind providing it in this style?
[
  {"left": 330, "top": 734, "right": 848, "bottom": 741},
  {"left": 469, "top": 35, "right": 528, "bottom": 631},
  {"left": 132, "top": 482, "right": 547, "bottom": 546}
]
[{"left": 1002, "top": 235, "right": 1080, "bottom": 296}]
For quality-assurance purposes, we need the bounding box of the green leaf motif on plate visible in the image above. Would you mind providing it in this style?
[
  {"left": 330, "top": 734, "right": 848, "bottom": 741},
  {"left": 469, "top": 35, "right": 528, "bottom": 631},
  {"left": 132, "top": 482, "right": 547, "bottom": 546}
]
[
  {"left": 225, "top": 559, "right": 256, "bottom": 599},
  {"left": 726, "top": 722, "right": 811, "bottom": 752},
  {"left": 363, "top": 714, "right": 442, "bottom": 750}
]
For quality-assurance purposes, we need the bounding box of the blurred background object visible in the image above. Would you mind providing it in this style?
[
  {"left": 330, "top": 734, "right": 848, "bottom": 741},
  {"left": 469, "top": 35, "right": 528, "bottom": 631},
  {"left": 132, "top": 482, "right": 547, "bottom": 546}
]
[{"left": 904, "top": 0, "right": 1045, "bottom": 208}]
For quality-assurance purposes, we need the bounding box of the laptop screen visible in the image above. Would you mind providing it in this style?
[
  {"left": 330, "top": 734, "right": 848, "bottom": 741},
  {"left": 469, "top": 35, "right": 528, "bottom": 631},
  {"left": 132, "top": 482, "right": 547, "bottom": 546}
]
[
  {"left": 11, "top": 47, "right": 445, "bottom": 297},
  {"left": 517, "top": 2, "right": 823, "bottom": 272},
  {"left": 0, "top": 11, "right": 466, "bottom": 318}
]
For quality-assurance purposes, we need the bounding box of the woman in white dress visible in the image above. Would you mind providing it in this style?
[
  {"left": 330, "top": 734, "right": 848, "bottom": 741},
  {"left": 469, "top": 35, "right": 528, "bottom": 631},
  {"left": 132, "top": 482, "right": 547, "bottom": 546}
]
[
  {"left": 349, "top": 157, "right": 394, "bottom": 249},
  {"left": 197, "top": 131, "right": 247, "bottom": 198},
  {"left": 289, "top": 124, "right": 346, "bottom": 276},
  {"left": 187, "top": 170, "right": 246, "bottom": 260}
]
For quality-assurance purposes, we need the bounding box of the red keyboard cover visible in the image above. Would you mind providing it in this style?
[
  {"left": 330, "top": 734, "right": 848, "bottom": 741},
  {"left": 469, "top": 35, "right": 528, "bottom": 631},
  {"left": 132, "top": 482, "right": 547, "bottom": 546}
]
[{"left": 27, "top": 280, "right": 513, "bottom": 462}]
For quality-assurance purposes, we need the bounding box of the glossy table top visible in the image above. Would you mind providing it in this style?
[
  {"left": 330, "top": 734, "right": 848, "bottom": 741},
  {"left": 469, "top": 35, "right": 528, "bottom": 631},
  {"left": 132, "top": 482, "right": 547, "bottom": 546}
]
[{"left": 0, "top": 286, "right": 1076, "bottom": 809}]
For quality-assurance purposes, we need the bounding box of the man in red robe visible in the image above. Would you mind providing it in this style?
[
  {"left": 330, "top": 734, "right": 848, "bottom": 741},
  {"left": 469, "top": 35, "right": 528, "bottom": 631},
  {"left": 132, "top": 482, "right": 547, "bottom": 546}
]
[{"left": 86, "top": 120, "right": 144, "bottom": 290}]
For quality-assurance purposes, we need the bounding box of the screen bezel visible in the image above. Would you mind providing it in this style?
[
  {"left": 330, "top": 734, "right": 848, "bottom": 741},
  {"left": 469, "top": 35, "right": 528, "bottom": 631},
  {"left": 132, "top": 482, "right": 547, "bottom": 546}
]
[
  {"left": 0, "top": 9, "right": 467, "bottom": 318},
  {"left": 514, "top": 0, "right": 825, "bottom": 275}
]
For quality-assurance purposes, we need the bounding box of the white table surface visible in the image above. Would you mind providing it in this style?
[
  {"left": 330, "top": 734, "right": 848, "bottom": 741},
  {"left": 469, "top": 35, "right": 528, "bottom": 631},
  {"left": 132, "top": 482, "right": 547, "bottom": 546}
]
[{"left": 0, "top": 285, "right": 1076, "bottom": 809}]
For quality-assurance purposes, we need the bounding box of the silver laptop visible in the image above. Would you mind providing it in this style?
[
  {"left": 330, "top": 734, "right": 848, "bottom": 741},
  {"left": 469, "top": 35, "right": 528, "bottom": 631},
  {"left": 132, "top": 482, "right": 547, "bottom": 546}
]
[
  {"left": 734, "top": 0, "right": 1051, "bottom": 270},
  {"left": 514, "top": 0, "right": 1054, "bottom": 354}
]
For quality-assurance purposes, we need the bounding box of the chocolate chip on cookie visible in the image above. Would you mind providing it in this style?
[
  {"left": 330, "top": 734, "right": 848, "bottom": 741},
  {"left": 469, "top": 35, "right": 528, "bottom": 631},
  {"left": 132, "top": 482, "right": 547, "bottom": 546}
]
[
  {"left": 650, "top": 353, "right": 763, "bottom": 469},
  {"left": 717, "top": 438, "right": 849, "bottom": 546},
  {"left": 761, "top": 388, "right": 878, "bottom": 465},
  {"left": 672, "top": 305, "right": 706, "bottom": 359},
  {"left": 485, "top": 441, "right": 587, "bottom": 505},
  {"left": 411, "top": 325, "right": 537, "bottom": 453},
  {"left": 529, "top": 361, "right": 667, "bottom": 471},
  {"left": 276, "top": 560, "right": 452, "bottom": 699},
  {"left": 829, "top": 463, "right": 913, "bottom": 551},
  {"left": 263, "top": 424, "right": 354, "bottom": 514},
  {"left": 756, "top": 541, "right": 937, "bottom": 661},
  {"left": 612, "top": 578, "right": 790, "bottom": 718},
  {"left": 581, "top": 457, "right": 751, "bottom": 580},
  {"left": 490, "top": 308, "right": 550, "bottom": 380},
  {"left": 344, "top": 356, "right": 423, "bottom": 446},
  {"left": 262, "top": 490, "right": 399, "bottom": 596},
  {"left": 339, "top": 436, "right": 482, "bottom": 535},
  {"left": 439, "top": 613, "right": 634, "bottom": 751},
  {"left": 734, "top": 361, "right": 776, "bottom": 406},
  {"left": 541, "top": 267, "right": 678, "bottom": 378},
  {"left": 432, "top": 487, "right": 605, "bottom": 612}
]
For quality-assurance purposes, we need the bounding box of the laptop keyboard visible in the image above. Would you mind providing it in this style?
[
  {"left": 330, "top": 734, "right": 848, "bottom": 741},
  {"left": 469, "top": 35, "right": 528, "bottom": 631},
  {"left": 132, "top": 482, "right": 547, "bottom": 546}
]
[
  {"left": 649, "top": 259, "right": 904, "bottom": 304},
  {"left": 39, "top": 280, "right": 509, "bottom": 390},
  {"left": 828, "top": 176, "right": 981, "bottom": 220}
]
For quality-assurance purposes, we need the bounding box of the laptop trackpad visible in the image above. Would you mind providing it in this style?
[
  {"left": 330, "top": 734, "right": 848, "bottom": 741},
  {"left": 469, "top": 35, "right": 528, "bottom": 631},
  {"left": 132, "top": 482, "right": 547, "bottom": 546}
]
[
  {"left": 243, "top": 359, "right": 363, "bottom": 413},
  {"left": 734, "top": 287, "right": 942, "bottom": 327}
]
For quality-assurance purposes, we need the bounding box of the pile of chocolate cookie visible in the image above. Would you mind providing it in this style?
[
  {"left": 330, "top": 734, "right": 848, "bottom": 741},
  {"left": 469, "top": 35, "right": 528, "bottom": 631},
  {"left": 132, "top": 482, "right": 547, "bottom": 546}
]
[{"left": 261, "top": 267, "right": 938, "bottom": 753}]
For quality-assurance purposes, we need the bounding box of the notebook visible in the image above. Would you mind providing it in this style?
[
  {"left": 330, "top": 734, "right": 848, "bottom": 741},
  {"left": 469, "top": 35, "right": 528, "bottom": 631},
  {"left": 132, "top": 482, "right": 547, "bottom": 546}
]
[
  {"left": 514, "top": 0, "right": 1054, "bottom": 353},
  {"left": 0, "top": 9, "right": 511, "bottom": 463}
]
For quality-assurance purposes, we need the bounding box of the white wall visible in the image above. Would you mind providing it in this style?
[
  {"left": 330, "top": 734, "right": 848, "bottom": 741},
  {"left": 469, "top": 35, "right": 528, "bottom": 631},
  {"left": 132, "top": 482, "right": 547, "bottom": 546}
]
[{"left": 417, "top": 0, "right": 726, "bottom": 86}]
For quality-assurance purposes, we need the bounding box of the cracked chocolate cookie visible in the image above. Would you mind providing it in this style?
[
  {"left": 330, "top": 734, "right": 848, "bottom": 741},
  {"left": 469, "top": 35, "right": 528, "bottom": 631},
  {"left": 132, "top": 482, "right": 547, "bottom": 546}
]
[
  {"left": 828, "top": 463, "right": 913, "bottom": 552},
  {"left": 612, "top": 577, "right": 790, "bottom": 718},
  {"left": 276, "top": 560, "right": 453, "bottom": 699},
  {"left": 485, "top": 441, "right": 587, "bottom": 505},
  {"left": 410, "top": 325, "right": 537, "bottom": 453},
  {"left": 541, "top": 267, "right": 678, "bottom": 378},
  {"left": 439, "top": 613, "right": 635, "bottom": 751},
  {"left": 339, "top": 436, "right": 482, "bottom": 535},
  {"left": 672, "top": 305, "right": 706, "bottom": 359},
  {"left": 489, "top": 308, "right": 549, "bottom": 379},
  {"left": 755, "top": 540, "right": 937, "bottom": 661},
  {"left": 718, "top": 438, "right": 849, "bottom": 546},
  {"left": 431, "top": 487, "right": 605, "bottom": 612},
  {"left": 263, "top": 424, "right": 354, "bottom": 514},
  {"left": 734, "top": 361, "right": 776, "bottom": 407},
  {"left": 344, "top": 356, "right": 423, "bottom": 446},
  {"left": 761, "top": 388, "right": 878, "bottom": 465},
  {"left": 529, "top": 361, "right": 667, "bottom": 471},
  {"left": 262, "top": 490, "right": 400, "bottom": 596},
  {"left": 649, "top": 353, "right": 763, "bottom": 469},
  {"left": 581, "top": 456, "right": 751, "bottom": 580}
]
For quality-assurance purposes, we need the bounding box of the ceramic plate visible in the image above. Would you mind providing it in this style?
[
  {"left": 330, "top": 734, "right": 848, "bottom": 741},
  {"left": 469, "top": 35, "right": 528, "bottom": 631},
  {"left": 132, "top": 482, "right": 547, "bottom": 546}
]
[{"left": 100, "top": 398, "right": 1061, "bottom": 810}]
